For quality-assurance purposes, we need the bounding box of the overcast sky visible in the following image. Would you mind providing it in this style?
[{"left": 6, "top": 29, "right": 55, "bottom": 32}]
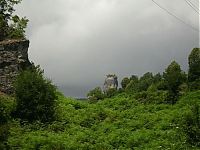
[{"left": 16, "top": 0, "right": 199, "bottom": 97}]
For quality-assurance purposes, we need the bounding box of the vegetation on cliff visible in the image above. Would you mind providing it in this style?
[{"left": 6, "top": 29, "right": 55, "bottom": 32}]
[{"left": 0, "top": 0, "right": 28, "bottom": 41}]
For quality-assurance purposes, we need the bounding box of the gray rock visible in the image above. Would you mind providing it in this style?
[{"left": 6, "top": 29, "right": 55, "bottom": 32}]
[
  {"left": 0, "top": 39, "right": 31, "bottom": 94},
  {"left": 103, "top": 74, "right": 118, "bottom": 92}
]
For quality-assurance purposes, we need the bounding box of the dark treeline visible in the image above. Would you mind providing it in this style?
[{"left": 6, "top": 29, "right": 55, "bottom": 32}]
[{"left": 88, "top": 48, "right": 200, "bottom": 105}]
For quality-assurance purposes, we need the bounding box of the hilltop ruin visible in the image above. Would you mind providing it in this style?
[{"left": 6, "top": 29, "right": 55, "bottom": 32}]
[{"left": 0, "top": 39, "right": 31, "bottom": 94}]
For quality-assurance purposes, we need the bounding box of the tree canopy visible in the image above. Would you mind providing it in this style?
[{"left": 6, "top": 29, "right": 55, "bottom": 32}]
[
  {"left": 188, "top": 48, "right": 200, "bottom": 90},
  {"left": 0, "top": 0, "right": 28, "bottom": 41}
]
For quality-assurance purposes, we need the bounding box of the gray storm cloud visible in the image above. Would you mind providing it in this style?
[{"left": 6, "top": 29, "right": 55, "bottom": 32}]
[{"left": 16, "top": 0, "right": 199, "bottom": 97}]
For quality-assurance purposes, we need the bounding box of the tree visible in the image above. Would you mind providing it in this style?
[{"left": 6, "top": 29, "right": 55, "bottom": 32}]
[
  {"left": 124, "top": 75, "right": 139, "bottom": 93},
  {"left": 0, "top": 14, "right": 8, "bottom": 41},
  {"left": 121, "top": 77, "right": 130, "bottom": 89},
  {"left": 0, "top": 0, "right": 28, "bottom": 41},
  {"left": 163, "top": 61, "right": 186, "bottom": 103},
  {"left": 188, "top": 48, "right": 200, "bottom": 90},
  {"left": 14, "top": 66, "right": 57, "bottom": 123},
  {"left": 87, "top": 87, "right": 104, "bottom": 103},
  {"left": 138, "top": 72, "right": 154, "bottom": 91},
  {"left": 153, "top": 73, "right": 162, "bottom": 84},
  {"left": 130, "top": 75, "right": 139, "bottom": 83}
]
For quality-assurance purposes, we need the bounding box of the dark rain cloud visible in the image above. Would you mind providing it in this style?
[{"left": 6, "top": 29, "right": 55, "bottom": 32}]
[{"left": 16, "top": 0, "right": 199, "bottom": 97}]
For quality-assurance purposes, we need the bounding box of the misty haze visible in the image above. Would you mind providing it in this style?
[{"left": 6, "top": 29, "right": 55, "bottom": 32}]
[{"left": 15, "top": 0, "right": 199, "bottom": 98}]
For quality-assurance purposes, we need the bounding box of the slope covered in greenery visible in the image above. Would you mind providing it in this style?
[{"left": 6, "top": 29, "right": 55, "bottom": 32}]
[{"left": 4, "top": 91, "right": 199, "bottom": 150}]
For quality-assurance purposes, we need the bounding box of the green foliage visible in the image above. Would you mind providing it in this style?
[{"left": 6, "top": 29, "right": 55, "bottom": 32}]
[
  {"left": 125, "top": 75, "right": 139, "bottom": 93},
  {"left": 153, "top": 73, "right": 162, "bottom": 84},
  {"left": 125, "top": 72, "right": 155, "bottom": 94},
  {"left": 5, "top": 91, "right": 200, "bottom": 149},
  {"left": 138, "top": 72, "right": 154, "bottom": 91},
  {"left": 188, "top": 48, "right": 200, "bottom": 90},
  {"left": 181, "top": 103, "right": 200, "bottom": 146},
  {"left": 0, "top": 0, "right": 28, "bottom": 40},
  {"left": 178, "top": 83, "right": 189, "bottom": 96},
  {"left": 121, "top": 77, "right": 130, "bottom": 89},
  {"left": 14, "top": 66, "right": 57, "bottom": 123},
  {"left": 0, "top": 94, "right": 15, "bottom": 149},
  {"left": 87, "top": 87, "right": 104, "bottom": 103},
  {"left": 134, "top": 90, "right": 168, "bottom": 104},
  {"left": 0, "top": 14, "right": 8, "bottom": 41},
  {"left": 130, "top": 75, "right": 139, "bottom": 82},
  {"left": 163, "top": 61, "right": 186, "bottom": 103},
  {"left": 125, "top": 80, "right": 139, "bottom": 93},
  {"left": 0, "top": 95, "right": 15, "bottom": 124},
  {"left": 2, "top": 46, "right": 200, "bottom": 149},
  {"left": 8, "top": 15, "right": 28, "bottom": 39},
  {"left": 105, "top": 88, "right": 118, "bottom": 98}
]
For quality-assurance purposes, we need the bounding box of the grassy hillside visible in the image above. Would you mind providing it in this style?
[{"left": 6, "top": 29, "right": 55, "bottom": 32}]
[{"left": 4, "top": 91, "right": 200, "bottom": 150}]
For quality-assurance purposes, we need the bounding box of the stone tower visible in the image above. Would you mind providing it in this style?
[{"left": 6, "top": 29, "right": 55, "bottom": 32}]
[{"left": 0, "top": 39, "right": 31, "bottom": 94}]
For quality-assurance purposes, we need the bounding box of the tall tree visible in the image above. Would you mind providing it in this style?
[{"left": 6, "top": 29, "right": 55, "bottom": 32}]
[
  {"left": 188, "top": 48, "right": 200, "bottom": 90},
  {"left": 163, "top": 61, "right": 186, "bottom": 103}
]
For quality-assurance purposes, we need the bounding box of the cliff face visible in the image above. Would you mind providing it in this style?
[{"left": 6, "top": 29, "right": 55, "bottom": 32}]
[{"left": 0, "top": 39, "right": 31, "bottom": 94}]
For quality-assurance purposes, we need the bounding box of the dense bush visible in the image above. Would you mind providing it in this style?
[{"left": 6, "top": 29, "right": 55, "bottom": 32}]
[
  {"left": 6, "top": 91, "right": 200, "bottom": 149},
  {"left": 0, "top": 94, "right": 15, "bottom": 149},
  {"left": 134, "top": 90, "right": 168, "bottom": 104},
  {"left": 0, "top": 95, "right": 15, "bottom": 124},
  {"left": 14, "top": 66, "right": 57, "bottom": 123},
  {"left": 87, "top": 87, "right": 104, "bottom": 103},
  {"left": 104, "top": 88, "right": 118, "bottom": 98},
  {"left": 188, "top": 48, "right": 200, "bottom": 90},
  {"left": 125, "top": 73, "right": 163, "bottom": 94},
  {"left": 181, "top": 103, "right": 200, "bottom": 146},
  {"left": 125, "top": 80, "right": 139, "bottom": 93}
]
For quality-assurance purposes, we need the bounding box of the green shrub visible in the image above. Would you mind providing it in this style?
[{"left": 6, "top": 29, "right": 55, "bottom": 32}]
[
  {"left": 181, "top": 103, "right": 200, "bottom": 146},
  {"left": 6, "top": 91, "right": 200, "bottom": 149},
  {"left": 105, "top": 88, "right": 118, "bottom": 98},
  {"left": 0, "top": 95, "right": 15, "bottom": 149},
  {"left": 14, "top": 66, "right": 57, "bottom": 123},
  {"left": 0, "top": 95, "right": 15, "bottom": 124},
  {"left": 87, "top": 87, "right": 104, "bottom": 103},
  {"left": 188, "top": 48, "right": 200, "bottom": 91},
  {"left": 134, "top": 90, "right": 168, "bottom": 104}
]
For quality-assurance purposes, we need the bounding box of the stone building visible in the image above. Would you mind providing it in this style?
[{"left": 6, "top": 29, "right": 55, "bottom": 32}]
[{"left": 0, "top": 39, "right": 31, "bottom": 94}]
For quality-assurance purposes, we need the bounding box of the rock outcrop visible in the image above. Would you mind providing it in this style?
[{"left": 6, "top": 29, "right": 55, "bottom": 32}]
[
  {"left": 103, "top": 74, "right": 118, "bottom": 92},
  {"left": 0, "top": 39, "right": 31, "bottom": 94}
]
